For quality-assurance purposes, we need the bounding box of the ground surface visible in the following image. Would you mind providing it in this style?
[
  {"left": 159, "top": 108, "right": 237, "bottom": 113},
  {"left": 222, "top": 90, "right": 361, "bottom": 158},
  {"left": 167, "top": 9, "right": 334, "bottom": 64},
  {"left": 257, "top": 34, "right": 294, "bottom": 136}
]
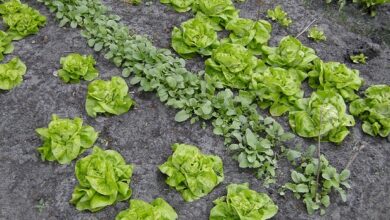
[{"left": 0, "top": 0, "right": 389, "bottom": 219}]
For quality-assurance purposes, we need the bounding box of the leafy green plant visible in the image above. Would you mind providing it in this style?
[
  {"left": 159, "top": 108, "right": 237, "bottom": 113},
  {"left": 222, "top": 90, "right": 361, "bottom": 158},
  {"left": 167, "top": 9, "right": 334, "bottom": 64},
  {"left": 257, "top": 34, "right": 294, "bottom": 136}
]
[
  {"left": 159, "top": 143, "right": 224, "bottom": 202},
  {"left": 0, "top": 0, "right": 26, "bottom": 15},
  {"left": 307, "top": 26, "right": 326, "bottom": 42},
  {"left": 280, "top": 146, "right": 350, "bottom": 215},
  {"left": 86, "top": 76, "right": 135, "bottom": 117},
  {"left": 205, "top": 43, "right": 261, "bottom": 89},
  {"left": 34, "top": 198, "right": 47, "bottom": 213},
  {"left": 266, "top": 5, "right": 292, "bottom": 27},
  {"left": 308, "top": 59, "right": 363, "bottom": 101},
  {"left": 210, "top": 183, "right": 278, "bottom": 220},
  {"left": 70, "top": 146, "right": 134, "bottom": 212},
  {"left": 350, "top": 85, "right": 390, "bottom": 137},
  {"left": 36, "top": 114, "right": 98, "bottom": 164},
  {"left": 0, "top": 31, "right": 14, "bottom": 61},
  {"left": 192, "top": 0, "right": 239, "bottom": 28},
  {"left": 224, "top": 18, "right": 272, "bottom": 55},
  {"left": 350, "top": 53, "right": 367, "bottom": 64},
  {"left": 116, "top": 198, "right": 178, "bottom": 220},
  {"left": 171, "top": 16, "right": 219, "bottom": 58},
  {"left": 251, "top": 67, "right": 307, "bottom": 116},
  {"left": 289, "top": 90, "right": 355, "bottom": 143},
  {"left": 160, "top": 0, "right": 195, "bottom": 12},
  {"left": 262, "top": 36, "right": 318, "bottom": 71},
  {"left": 0, "top": 57, "right": 26, "bottom": 90},
  {"left": 58, "top": 53, "right": 99, "bottom": 83},
  {"left": 326, "top": 0, "right": 390, "bottom": 16}
]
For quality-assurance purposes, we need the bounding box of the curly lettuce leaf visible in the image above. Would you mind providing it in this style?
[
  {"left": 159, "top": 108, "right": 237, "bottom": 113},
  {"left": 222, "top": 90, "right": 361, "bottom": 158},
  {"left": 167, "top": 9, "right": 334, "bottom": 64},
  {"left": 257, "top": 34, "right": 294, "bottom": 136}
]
[
  {"left": 86, "top": 76, "right": 135, "bottom": 117},
  {"left": 251, "top": 67, "right": 307, "bottom": 116},
  {"left": 350, "top": 85, "right": 390, "bottom": 137},
  {"left": 210, "top": 183, "right": 278, "bottom": 220},
  {"left": 58, "top": 53, "right": 99, "bottom": 83},
  {"left": 0, "top": 31, "right": 14, "bottom": 61},
  {"left": 193, "top": 0, "right": 239, "bottom": 28},
  {"left": 115, "top": 198, "right": 178, "bottom": 220},
  {"left": 160, "top": 0, "right": 195, "bottom": 12},
  {"left": 159, "top": 143, "right": 224, "bottom": 202},
  {"left": 36, "top": 114, "right": 98, "bottom": 164},
  {"left": 289, "top": 90, "right": 355, "bottom": 143},
  {"left": 309, "top": 59, "right": 363, "bottom": 101},
  {"left": 0, "top": 0, "right": 27, "bottom": 15},
  {"left": 172, "top": 16, "right": 219, "bottom": 58},
  {"left": 71, "top": 146, "right": 134, "bottom": 212},
  {"left": 0, "top": 57, "right": 26, "bottom": 90}
]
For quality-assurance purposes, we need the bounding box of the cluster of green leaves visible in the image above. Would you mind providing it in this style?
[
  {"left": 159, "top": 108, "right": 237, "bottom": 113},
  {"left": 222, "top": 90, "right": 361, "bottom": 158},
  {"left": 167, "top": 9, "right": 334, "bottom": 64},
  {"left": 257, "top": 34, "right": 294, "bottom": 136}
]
[
  {"left": 171, "top": 15, "right": 219, "bottom": 58},
  {"left": 326, "top": 0, "right": 390, "bottom": 16},
  {"left": 36, "top": 114, "right": 98, "bottom": 164},
  {"left": 350, "top": 53, "right": 367, "bottom": 64},
  {"left": 160, "top": 0, "right": 195, "bottom": 12},
  {"left": 86, "top": 76, "right": 135, "bottom": 117},
  {"left": 0, "top": 0, "right": 46, "bottom": 40},
  {"left": 159, "top": 143, "right": 224, "bottom": 201},
  {"left": 0, "top": 57, "right": 26, "bottom": 90},
  {"left": 58, "top": 53, "right": 99, "bottom": 83},
  {"left": 266, "top": 5, "right": 292, "bottom": 27},
  {"left": 308, "top": 60, "right": 364, "bottom": 101},
  {"left": 280, "top": 146, "right": 350, "bottom": 215},
  {"left": 116, "top": 198, "right": 178, "bottom": 220},
  {"left": 289, "top": 90, "right": 355, "bottom": 143},
  {"left": 71, "top": 146, "right": 134, "bottom": 212},
  {"left": 308, "top": 26, "right": 326, "bottom": 42},
  {"left": 210, "top": 183, "right": 278, "bottom": 220},
  {"left": 350, "top": 85, "right": 390, "bottom": 137},
  {"left": 192, "top": 0, "right": 239, "bottom": 28},
  {"left": 0, "top": 31, "right": 14, "bottom": 61}
]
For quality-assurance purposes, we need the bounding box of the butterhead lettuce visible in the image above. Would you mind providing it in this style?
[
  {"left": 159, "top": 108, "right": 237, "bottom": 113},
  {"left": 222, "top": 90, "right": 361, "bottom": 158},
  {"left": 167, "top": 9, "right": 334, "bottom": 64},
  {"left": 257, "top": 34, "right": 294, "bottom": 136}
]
[
  {"left": 193, "top": 0, "right": 239, "bottom": 28},
  {"left": 0, "top": 57, "right": 26, "bottom": 90},
  {"left": 160, "top": 0, "right": 195, "bottom": 12},
  {"left": 0, "top": 31, "right": 14, "bottom": 61},
  {"left": 58, "top": 53, "right": 99, "bottom": 83},
  {"left": 115, "top": 198, "right": 178, "bottom": 220}
]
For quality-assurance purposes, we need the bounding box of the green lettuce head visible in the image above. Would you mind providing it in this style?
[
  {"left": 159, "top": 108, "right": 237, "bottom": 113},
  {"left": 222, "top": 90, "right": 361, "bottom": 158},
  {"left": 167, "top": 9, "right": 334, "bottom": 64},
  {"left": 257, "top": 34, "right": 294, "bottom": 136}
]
[
  {"left": 350, "top": 85, "right": 390, "bottom": 137},
  {"left": 115, "top": 198, "right": 178, "bottom": 220},
  {"left": 0, "top": 57, "right": 26, "bottom": 90},
  {"left": 309, "top": 60, "right": 363, "bottom": 101},
  {"left": 289, "top": 90, "right": 355, "bottom": 143},
  {"left": 159, "top": 143, "right": 224, "bottom": 202},
  {"left": 58, "top": 53, "right": 99, "bottom": 83},
  {"left": 193, "top": 0, "right": 239, "bottom": 28},
  {"left": 172, "top": 16, "right": 219, "bottom": 58},
  {"left": 205, "top": 43, "right": 262, "bottom": 89},
  {"left": 86, "top": 76, "right": 135, "bottom": 117},
  {"left": 262, "top": 36, "right": 317, "bottom": 70},
  {"left": 160, "top": 0, "right": 195, "bottom": 12},
  {"left": 0, "top": 31, "right": 14, "bottom": 61},
  {"left": 225, "top": 18, "right": 272, "bottom": 55},
  {"left": 251, "top": 67, "right": 307, "bottom": 116},
  {"left": 0, "top": 0, "right": 27, "bottom": 15},
  {"left": 70, "top": 146, "right": 134, "bottom": 212},
  {"left": 210, "top": 183, "right": 278, "bottom": 220}
]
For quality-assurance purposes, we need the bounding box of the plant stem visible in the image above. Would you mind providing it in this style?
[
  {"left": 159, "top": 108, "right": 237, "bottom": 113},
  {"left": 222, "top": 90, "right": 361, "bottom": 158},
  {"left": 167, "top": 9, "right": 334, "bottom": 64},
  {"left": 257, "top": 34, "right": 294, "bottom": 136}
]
[{"left": 296, "top": 18, "right": 317, "bottom": 38}]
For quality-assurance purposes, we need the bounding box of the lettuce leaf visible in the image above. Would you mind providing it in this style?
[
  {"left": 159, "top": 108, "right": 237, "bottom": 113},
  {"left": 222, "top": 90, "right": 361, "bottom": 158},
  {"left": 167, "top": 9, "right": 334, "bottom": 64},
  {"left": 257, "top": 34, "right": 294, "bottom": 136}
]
[
  {"left": 0, "top": 30, "right": 14, "bottom": 61},
  {"left": 159, "top": 143, "right": 224, "bottom": 202},
  {"left": 308, "top": 59, "right": 363, "bottom": 101},
  {"left": 160, "top": 0, "right": 195, "bottom": 12},
  {"left": 36, "top": 114, "right": 98, "bottom": 164},
  {"left": 0, "top": 0, "right": 27, "bottom": 15},
  {"left": 289, "top": 90, "right": 355, "bottom": 143},
  {"left": 115, "top": 198, "right": 178, "bottom": 220},
  {"left": 0, "top": 57, "right": 26, "bottom": 90},
  {"left": 251, "top": 67, "right": 307, "bottom": 116},
  {"left": 350, "top": 85, "right": 390, "bottom": 137},
  {"left": 210, "top": 183, "right": 278, "bottom": 220},
  {"left": 70, "top": 146, "right": 134, "bottom": 212},
  {"left": 266, "top": 5, "right": 292, "bottom": 27},
  {"left": 58, "top": 53, "right": 99, "bottom": 83},
  {"left": 86, "top": 76, "right": 135, "bottom": 117},
  {"left": 193, "top": 0, "right": 239, "bottom": 28},
  {"left": 171, "top": 16, "right": 219, "bottom": 58}
]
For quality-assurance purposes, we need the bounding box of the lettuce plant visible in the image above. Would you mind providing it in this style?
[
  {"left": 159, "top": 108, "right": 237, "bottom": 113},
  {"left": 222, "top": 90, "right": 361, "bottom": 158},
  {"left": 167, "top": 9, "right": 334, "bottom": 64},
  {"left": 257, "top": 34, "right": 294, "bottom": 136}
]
[
  {"left": 251, "top": 67, "right": 307, "bottom": 116},
  {"left": 86, "top": 76, "right": 135, "bottom": 117},
  {"left": 171, "top": 16, "right": 219, "bottom": 58},
  {"left": 210, "top": 183, "right": 278, "bottom": 220},
  {"left": 289, "top": 90, "right": 355, "bottom": 143},
  {"left": 0, "top": 31, "right": 14, "bottom": 61},
  {"left": 205, "top": 43, "right": 261, "bottom": 89},
  {"left": 350, "top": 85, "right": 390, "bottom": 137},
  {"left": 0, "top": 57, "right": 26, "bottom": 90},
  {"left": 159, "top": 143, "right": 224, "bottom": 202},
  {"left": 350, "top": 53, "right": 367, "bottom": 64},
  {"left": 58, "top": 53, "right": 99, "bottom": 83},
  {"left": 266, "top": 5, "right": 292, "bottom": 27},
  {"left": 36, "top": 114, "right": 98, "bottom": 165},
  {"left": 308, "top": 60, "right": 363, "bottom": 101},
  {"left": 70, "top": 146, "right": 134, "bottom": 212},
  {"left": 308, "top": 26, "right": 326, "bottom": 42},
  {"left": 192, "top": 0, "right": 239, "bottom": 28},
  {"left": 116, "top": 198, "right": 178, "bottom": 220},
  {"left": 0, "top": 0, "right": 27, "bottom": 15},
  {"left": 160, "top": 0, "right": 195, "bottom": 12},
  {"left": 262, "top": 36, "right": 317, "bottom": 71},
  {"left": 224, "top": 18, "right": 272, "bottom": 55}
]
